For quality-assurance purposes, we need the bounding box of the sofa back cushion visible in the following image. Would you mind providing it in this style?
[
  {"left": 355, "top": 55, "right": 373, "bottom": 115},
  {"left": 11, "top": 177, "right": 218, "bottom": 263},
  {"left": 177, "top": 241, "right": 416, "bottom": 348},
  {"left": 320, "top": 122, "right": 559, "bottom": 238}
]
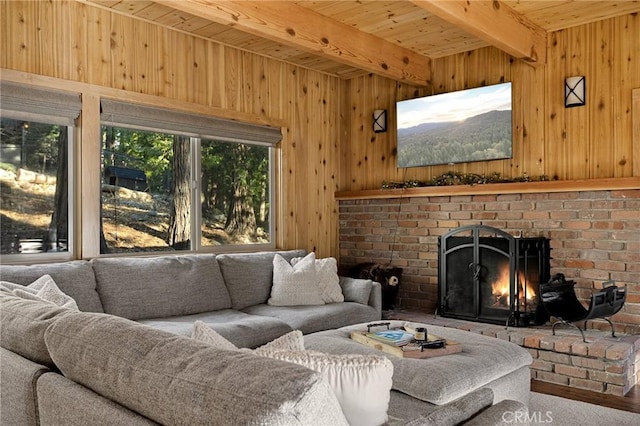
[
  {"left": 91, "top": 254, "right": 231, "bottom": 320},
  {"left": 0, "top": 292, "right": 74, "bottom": 367},
  {"left": 44, "top": 312, "right": 349, "bottom": 426},
  {"left": 0, "top": 261, "right": 103, "bottom": 312},
  {"left": 217, "top": 249, "right": 306, "bottom": 310}
]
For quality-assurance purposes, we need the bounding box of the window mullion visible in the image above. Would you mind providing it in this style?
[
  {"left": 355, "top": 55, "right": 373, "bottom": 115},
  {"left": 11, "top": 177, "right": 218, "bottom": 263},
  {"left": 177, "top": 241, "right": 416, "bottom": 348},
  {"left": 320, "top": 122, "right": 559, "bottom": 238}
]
[{"left": 191, "top": 137, "right": 202, "bottom": 251}]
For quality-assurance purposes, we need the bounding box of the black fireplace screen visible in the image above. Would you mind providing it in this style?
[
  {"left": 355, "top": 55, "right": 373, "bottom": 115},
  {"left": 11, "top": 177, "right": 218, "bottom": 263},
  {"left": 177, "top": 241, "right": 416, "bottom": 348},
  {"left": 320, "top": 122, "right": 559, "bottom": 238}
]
[{"left": 438, "top": 225, "right": 551, "bottom": 326}]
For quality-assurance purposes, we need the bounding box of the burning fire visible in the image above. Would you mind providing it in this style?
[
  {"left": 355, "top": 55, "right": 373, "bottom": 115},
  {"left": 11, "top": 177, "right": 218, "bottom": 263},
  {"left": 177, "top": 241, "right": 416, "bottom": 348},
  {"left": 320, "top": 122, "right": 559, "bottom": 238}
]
[{"left": 491, "top": 266, "right": 537, "bottom": 308}]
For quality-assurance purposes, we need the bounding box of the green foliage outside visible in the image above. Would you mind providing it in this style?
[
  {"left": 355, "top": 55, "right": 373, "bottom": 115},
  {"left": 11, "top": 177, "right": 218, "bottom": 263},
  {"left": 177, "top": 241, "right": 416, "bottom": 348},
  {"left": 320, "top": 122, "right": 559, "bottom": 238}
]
[
  {"left": 1, "top": 119, "right": 62, "bottom": 175},
  {"left": 101, "top": 127, "right": 270, "bottom": 251}
]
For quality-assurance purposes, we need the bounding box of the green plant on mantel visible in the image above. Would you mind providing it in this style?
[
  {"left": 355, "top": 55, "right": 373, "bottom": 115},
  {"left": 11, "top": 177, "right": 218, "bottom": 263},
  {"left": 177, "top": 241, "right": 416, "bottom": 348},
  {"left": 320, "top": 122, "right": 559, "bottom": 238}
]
[{"left": 381, "top": 171, "right": 551, "bottom": 189}]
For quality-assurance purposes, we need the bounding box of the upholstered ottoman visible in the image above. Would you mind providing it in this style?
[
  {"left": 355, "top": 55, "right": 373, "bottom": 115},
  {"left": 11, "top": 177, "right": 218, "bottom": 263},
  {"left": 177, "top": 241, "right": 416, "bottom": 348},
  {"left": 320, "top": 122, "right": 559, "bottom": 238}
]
[{"left": 304, "top": 320, "right": 532, "bottom": 417}]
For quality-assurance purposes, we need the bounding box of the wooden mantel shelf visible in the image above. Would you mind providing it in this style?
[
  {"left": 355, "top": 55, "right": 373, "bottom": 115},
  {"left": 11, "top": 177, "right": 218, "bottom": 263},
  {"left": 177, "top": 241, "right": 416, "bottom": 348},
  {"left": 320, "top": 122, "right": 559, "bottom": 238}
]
[{"left": 335, "top": 177, "right": 640, "bottom": 200}]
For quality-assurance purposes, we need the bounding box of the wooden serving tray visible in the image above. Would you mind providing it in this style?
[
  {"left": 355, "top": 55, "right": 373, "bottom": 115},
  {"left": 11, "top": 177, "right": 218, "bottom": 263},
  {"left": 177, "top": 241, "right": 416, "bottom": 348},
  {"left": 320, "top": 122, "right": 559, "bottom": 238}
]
[{"left": 349, "top": 331, "right": 462, "bottom": 359}]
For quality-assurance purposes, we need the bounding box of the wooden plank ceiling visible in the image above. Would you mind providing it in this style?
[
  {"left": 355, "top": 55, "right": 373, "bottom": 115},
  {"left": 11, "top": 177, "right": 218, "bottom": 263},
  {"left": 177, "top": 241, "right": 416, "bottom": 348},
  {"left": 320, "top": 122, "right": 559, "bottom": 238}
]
[{"left": 85, "top": 0, "right": 640, "bottom": 86}]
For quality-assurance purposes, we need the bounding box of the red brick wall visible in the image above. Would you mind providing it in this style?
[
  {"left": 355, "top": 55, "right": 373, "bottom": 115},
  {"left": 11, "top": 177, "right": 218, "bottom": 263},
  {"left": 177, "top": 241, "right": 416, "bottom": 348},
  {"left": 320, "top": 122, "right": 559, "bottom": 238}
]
[{"left": 338, "top": 189, "right": 640, "bottom": 333}]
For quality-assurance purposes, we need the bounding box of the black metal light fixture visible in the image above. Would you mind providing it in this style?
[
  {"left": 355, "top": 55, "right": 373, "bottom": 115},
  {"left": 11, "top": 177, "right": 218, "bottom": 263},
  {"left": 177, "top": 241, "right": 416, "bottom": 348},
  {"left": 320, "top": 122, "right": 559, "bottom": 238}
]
[
  {"left": 564, "top": 76, "right": 585, "bottom": 108},
  {"left": 373, "top": 109, "right": 387, "bottom": 133}
]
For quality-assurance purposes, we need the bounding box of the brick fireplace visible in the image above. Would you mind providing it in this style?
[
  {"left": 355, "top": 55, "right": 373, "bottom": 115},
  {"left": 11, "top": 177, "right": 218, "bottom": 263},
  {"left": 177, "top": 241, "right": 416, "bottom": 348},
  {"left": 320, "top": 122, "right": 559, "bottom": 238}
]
[
  {"left": 338, "top": 181, "right": 640, "bottom": 395},
  {"left": 337, "top": 182, "right": 640, "bottom": 334}
]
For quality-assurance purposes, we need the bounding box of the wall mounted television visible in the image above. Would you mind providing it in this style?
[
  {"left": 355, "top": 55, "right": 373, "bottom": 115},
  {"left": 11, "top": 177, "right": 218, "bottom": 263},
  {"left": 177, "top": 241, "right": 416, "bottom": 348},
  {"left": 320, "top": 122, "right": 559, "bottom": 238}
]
[{"left": 396, "top": 82, "right": 512, "bottom": 168}]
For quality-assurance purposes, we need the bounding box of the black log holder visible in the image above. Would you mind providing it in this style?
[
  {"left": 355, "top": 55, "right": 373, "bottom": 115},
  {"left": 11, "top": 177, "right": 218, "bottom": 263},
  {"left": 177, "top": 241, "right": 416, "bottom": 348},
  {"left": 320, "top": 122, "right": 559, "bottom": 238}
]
[{"left": 540, "top": 273, "right": 627, "bottom": 342}]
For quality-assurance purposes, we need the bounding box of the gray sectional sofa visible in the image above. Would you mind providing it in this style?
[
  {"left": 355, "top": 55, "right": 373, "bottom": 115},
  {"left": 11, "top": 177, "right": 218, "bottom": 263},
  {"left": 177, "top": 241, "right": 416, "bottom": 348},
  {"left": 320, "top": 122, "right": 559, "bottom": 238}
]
[
  {"left": 1, "top": 249, "right": 531, "bottom": 425},
  {"left": 1, "top": 250, "right": 381, "bottom": 348}
]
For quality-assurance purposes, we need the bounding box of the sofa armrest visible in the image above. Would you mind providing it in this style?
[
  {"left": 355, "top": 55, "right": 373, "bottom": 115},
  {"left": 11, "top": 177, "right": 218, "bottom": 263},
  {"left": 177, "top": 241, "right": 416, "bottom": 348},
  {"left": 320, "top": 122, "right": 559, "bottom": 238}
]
[
  {"left": 369, "top": 281, "right": 382, "bottom": 316},
  {"left": 38, "top": 372, "right": 158, "bottom": 426},
  {"left": 339, "top": 277, "right": 382, "bottom": 318},
  {"left": 0, "top": 347, "right": 50, "bottom": 426}
]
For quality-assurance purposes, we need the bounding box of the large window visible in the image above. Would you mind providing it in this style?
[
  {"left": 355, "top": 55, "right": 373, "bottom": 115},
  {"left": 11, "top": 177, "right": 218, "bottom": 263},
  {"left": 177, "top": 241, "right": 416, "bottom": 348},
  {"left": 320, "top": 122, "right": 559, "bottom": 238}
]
[
  {"left": 100, "top": 100, "right": 280, "bottom": 254},
  {"left": 0, "top": 82, "right": 79, "bottom": 258},
  {"left": 0, "top": 83, "right": 279, "bottom": 258}
]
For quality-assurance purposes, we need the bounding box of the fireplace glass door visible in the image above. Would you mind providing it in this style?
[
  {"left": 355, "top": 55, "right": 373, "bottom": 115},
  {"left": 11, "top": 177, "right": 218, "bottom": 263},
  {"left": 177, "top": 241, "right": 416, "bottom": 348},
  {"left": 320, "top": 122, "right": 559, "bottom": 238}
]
[
  {"left": 440, "top": 226, "right": 515, "bottom": 322},
  {"left": 438, "top": 225, "right": 550, "bottom": 326}
]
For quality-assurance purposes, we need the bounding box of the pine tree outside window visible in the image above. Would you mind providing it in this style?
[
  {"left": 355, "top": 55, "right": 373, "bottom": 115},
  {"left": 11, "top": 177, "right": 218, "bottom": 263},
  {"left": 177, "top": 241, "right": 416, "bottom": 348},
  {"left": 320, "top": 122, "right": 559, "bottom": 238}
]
[{"left": 99, "top": 100, "right": 279, "bottom": 254}]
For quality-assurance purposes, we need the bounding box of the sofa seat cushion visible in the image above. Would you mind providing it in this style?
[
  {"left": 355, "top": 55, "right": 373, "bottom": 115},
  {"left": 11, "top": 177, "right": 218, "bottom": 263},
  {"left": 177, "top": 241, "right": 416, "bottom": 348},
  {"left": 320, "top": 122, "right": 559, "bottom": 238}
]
[
  {"left": 304, "top": 321, "right": 533, "bottom": 405},
  {"left": 0, "top": 292, "right": 74, "bottom": 367},
  {"left": 217, "top": 250, "right": 306, "bottom": 310},
  {"left": 243, "top": 302, "right": 380, "bottom": 335},
  {"left": 0, "top": 260, "right": 103, "bottom": 312},
  {"left": 91, "top": 254, "right": 231, "bottom": 320},
  {"left": 44, "top": 312, "right": 349, "bottom": 426},
  {"left": 138, "top": 309, "right": 293, "bottom": 348}
]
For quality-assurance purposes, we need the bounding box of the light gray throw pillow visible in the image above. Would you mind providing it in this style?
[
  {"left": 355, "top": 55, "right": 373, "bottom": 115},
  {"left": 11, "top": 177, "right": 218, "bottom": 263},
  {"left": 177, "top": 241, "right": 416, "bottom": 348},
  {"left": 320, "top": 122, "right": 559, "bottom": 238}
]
[
  {"left": 292, "top": 255, "right": 344, "bottom": 303},
  {"left": 1, "top": 275, "right": 79, "bottom": 310},
  {"left": 268, "top": 253, "right": 324, "bottom": 306}
]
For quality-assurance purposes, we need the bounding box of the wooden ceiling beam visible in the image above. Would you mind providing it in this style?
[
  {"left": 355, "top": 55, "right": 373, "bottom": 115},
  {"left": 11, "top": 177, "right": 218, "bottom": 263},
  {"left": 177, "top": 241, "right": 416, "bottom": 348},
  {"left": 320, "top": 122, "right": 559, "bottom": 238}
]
[
  {"left": 156, "top": 0, "right": 431, "bottom": 85},
  {"left": 410, "top": 0, "right": 547, "bottom": 67}
]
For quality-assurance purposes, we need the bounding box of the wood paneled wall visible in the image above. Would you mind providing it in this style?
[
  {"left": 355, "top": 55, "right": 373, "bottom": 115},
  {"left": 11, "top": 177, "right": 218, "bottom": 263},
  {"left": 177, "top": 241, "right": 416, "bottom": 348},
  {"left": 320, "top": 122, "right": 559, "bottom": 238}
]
[
  {"left": 342, "top": 13, "right": 640, "bottom": 190},
  {"left": 0, "top": 0, "right": 343, "bottom": 257},
  {"left": 2, "top": 1, "right": 638, "bottom": 258}
]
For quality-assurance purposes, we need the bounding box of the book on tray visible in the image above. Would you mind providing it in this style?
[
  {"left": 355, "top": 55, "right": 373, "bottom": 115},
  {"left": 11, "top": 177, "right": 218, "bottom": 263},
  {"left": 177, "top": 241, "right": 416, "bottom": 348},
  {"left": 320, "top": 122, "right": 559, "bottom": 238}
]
[{"left": 366, "top": 329, "right": 414, "bottom": 346}]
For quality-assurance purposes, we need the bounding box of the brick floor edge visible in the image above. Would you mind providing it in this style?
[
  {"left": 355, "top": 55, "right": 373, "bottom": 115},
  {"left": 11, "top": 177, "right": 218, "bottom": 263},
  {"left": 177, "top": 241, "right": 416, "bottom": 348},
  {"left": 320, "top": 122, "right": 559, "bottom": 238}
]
[{"left": 385, "top": 310, "right": 640, "bottom": 396}]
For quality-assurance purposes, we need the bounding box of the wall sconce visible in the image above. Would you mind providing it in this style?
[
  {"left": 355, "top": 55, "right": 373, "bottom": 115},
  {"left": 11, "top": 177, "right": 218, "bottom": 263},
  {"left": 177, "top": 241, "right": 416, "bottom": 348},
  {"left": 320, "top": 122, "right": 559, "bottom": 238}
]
[
  {"left": 373, "top": 109, "right": 387, "bottom": 133},
  {"left": 565, "top": 76, "right": 586, "bottom": 108}
]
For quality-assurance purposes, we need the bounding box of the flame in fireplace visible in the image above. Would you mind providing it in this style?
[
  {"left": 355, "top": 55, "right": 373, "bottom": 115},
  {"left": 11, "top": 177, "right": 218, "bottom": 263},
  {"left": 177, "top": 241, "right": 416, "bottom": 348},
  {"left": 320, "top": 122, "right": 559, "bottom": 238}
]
[
  {"left": 492, "top": 267, "right": 510, "bottom": 299},
  {"left": 491, "top": 266, "right": 537, "bottom": 308}
]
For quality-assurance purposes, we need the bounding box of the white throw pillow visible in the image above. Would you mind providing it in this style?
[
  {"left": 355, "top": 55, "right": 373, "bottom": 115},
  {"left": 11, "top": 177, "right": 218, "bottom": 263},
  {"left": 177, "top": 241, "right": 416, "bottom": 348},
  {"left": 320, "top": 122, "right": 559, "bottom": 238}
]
[
  {"left": 191, "top": 321, "right": 392, "bottom": 426},
  {"left": 258, "top": 349, "right": 393, "bottom": 426},
  {"left": 0, "top": 275, "right": 79, "bottom": 310},
  {"left": 191, "top": 321, "right": 304, "bottom": 352},
  {"left": 268, "top": 252, "right": 324, "bottom": 306},
  {"left": 292, "top": 255, "right": 344, "bottom": 303},
  {"left": 254, "top": 329, "right": 305, "bottom": 354}
]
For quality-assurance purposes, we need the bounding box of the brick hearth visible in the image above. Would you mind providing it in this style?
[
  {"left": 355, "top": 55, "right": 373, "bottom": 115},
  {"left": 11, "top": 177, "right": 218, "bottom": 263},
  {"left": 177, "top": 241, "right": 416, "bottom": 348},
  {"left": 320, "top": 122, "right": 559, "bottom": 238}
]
[{"left": 385, "top": 310, "right": 640, "bottom": 396}]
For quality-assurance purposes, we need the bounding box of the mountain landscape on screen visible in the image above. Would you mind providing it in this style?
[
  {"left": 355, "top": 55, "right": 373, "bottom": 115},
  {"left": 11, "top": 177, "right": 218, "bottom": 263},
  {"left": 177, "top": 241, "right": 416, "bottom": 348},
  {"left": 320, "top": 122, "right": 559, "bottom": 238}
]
[{"left": 397, "top": 109, "right": 512, "bottom": 167}]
